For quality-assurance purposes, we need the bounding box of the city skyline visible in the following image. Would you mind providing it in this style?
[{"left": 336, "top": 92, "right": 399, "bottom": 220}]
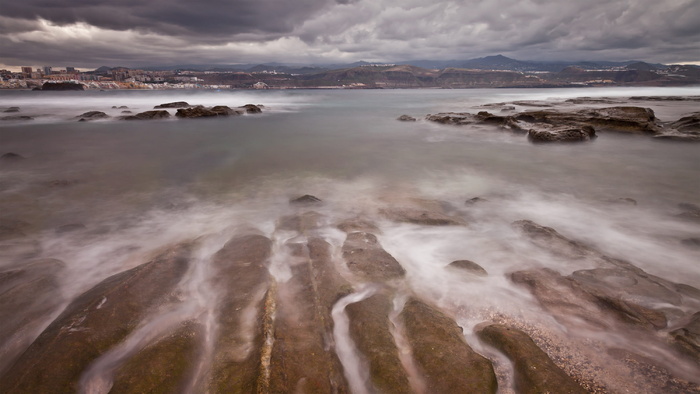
[{"left": 1, "top": 0, "right": 699, "bottom": 71}]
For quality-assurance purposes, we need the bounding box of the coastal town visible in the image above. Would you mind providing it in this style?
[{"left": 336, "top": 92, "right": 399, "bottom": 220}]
[{"left": 1, "top": 56, "right": 699, "bottom": 90}]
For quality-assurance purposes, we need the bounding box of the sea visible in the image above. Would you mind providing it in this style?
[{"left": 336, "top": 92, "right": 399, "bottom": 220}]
[{"left": 1, "top": 86, "right": 699, "bottom": 391}]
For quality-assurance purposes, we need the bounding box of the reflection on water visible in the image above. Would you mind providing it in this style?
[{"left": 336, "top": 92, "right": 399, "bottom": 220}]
[{"left": 1, "top": 87, "right": 699, "bottom": 391}]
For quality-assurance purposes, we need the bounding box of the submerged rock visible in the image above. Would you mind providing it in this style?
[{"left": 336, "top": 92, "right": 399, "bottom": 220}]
[
  {"left": 276, "top": 211, "right": 324, "bottom": 233},
  {"left": 448, "top": 260, "right": 488, "bottom": 276},
  {"left": 342, "top": 232, "right": 405, "bottom": 281},
  {"left": 1, "top": 115, "right": 33, "bottom": 121},
  {"left": 0, "top": 259, "right": 65, "bottom": 375},
  {"left": 380, "top": 207, "right": 465, "bottom": 226},
  {"left": 401, "top": 299, "right": 498, "bottom": 393},
  {"left": 397, "top": 114, "right": 417, "bottom": 121},
  {"left": 289, "top": 194, "right": 322, "bottom": 205},
  {"left": 0, "top": 242, "right": 193, "bottom": 393},
  {"left": 154, "top": 101, "right": 190, "bottom": 109},
  {"left": 0, "top": 152, "right": 25, "bottom": 161},
  {"left": 55, "top": 223, "right": 86, "bottom": 234},
  {"left": 465, "top": 197, "right": 488, "bottom": 205},
  {"left": 3, "top": 107, "right": 20, "bottom": 113},
  {"left": 680, "top": 238, "right": 700, "bottom": 249},
  {"left": 511, "top": 219, "right": 700, "bottom": 331},
  {"left": 121, "top": 110, "right": 170, "bottom": 120},
  {"left": 336, "top": 217, "right": 381, "bottom": 234},
  {"left": 511, "top": 219, "right": 590, "bottom": 259},
  {"left": 669, "top": 312, "right": 700, "bottom": 360},
  {"left": 0, "top": 218, "right": 31, "bottom": 241},
  {"left": 477, "top": 324, "right": 586, "bottom": 394}
]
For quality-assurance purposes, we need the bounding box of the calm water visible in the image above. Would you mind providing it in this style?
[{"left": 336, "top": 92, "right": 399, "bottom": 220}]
[{"left": 1, "top": 87, "right": 700, "bottom": 390}]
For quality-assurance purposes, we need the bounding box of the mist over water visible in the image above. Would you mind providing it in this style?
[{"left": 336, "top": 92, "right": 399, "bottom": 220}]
[{"left": 1, "top": 87, "right": 700, "bottom": 391}]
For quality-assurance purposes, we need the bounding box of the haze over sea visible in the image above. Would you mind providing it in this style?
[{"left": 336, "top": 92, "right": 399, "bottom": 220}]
[{"left": 1, "top": 87, "right": 699, "bottom": 392}]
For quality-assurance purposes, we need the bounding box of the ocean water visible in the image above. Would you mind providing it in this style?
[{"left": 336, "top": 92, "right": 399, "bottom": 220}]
[{"left": 1, "top": 87, "right": 699, "bottom": 391}]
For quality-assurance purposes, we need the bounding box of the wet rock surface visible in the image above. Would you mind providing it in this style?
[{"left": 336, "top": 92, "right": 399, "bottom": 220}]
[
  {"left": 478, "top": 324, "right": 587, "bottom": 394},
  {"left": 448, "top": 259, "right": 488, "bottom": 276},
  {"left": 424, "top": 103, "right": 700, "bottom": 142},
  {"left": 342, "top": 231, "right": 406, "bottom": 281},
  {"left": 240, "top": 104, "right": 263, "bottom": 113},
  {"left": 154, "top": 101, "right": 191, "bottom": 108},
  {"left": 0, "top": 259, "right": 65, "bottom": 375},
  {"left": 270, "top": 238, "right": 350, "bottom": 393},
  {"left": 121, "top": 110, "right": 171, "bottom": 120},
  {"left": 401, "top": 298, "right": 498, "bottom": 393},
  {"left": 346, "top": 292, "right": 412, "bottom": 393},
  {"left": 208, "top": 234, "right": 272, "bottom": 393},
  {"left": 528, "top": 124, "right": 596, "bottom": 143},
  {"left": 1, "top": 152, "right": 25, "bottom": 161},
  {"left": 76, "top": 111, "right": 109, "bottom": 121},
  {"left": 176, "top": 105, "right": 244, "bottom": 118},
  {"left": 510, "top": 219, "right": 699, "bottom": 331},
  {"left": 289, "top": 194, "right": 323, "bottom": 205},
  {"left": 110, "top": 320, "right": 203, "bottom": 393},
  {"left": 1, "top": 115, "right": 33, "bottom": 121},
  {"left": 380, "top": 207, "right": 465, "bottom": 226},
  {"left": 0, "top": 243, "right": 193, "bottom": 393}
]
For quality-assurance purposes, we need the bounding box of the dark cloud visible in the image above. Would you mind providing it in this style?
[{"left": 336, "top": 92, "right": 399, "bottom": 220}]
[
  {"left": 3, "top": 0, "right": 333, "bottom": 39},
  {"left": 1, "top": 0, "right": 698, "bottom": 68}
]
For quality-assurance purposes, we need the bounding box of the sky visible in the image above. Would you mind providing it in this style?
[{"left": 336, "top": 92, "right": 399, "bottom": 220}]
[{"left": 1, "top": 0, "right": 699, "bottom": 70}]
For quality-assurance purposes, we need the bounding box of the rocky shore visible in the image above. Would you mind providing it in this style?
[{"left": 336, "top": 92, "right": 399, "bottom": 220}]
[
  {"left": 0, "top": 191, "right": 698, "bottom": 393},
  {"left": 416, "top": 96, "right": 700, "bottom": 142},
  {"left": 1, "top": 93, "right": 699, "bottom": 393}
]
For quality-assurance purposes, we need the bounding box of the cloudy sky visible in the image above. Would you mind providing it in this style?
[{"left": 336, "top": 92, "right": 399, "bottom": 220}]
[{"left": 1, "top": 0, "right": 699, "bottom": 70}]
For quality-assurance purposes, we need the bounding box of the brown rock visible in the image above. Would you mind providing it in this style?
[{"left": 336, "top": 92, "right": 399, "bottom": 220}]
[
  {"left": 270, "top": 238, "right": 349, "bottom": 393},
  {"left": 527, "top": 125, "right": 596, "bottom": 143},
  {"left": 336, "top": 218, "right": 381, "bottom": 234},
  {"left": 75, "top": 111, "right": 109, "bottom": 121},
  {"left": 121, "top": 110, "right": 170, "bottom": 120},
  {"left": 346, "top": 292, "right": 412, "bottom": 393},
  {"left": 0, "top": 259, "right": 65, "bottom": 375},
  {"left": 669, "top": 312, "right": 700, "bottom": 360},
  {"left": 276, "top": 211, "right": 324, "bottom": 233},
  {"left": 342, "top": 232, "right": 405, "bottom": 281},
  {"left": 110, "top": 321, "right": 203, "bottom": 393},
  {"left": 380, "top": 207, "right": 465, "bottom": 226},
  {"left": 401, "top": 299, "right": 497, "bottom": 393},
  {"left": 511, "top": 220, "right": 590, "bottom": 259},
  {"left": 208, "top": 234, "right": 272, "bottom": 393},
  {"left": 397, "top": 114, "right": 416, "bottom": 121},
  {"left": 448, "top": 260, "right": 488, "bottom": 276},
  {"left": 154, "top": 101, "right": 190, "bottom": 108},
  {"left": 477, "top": 324, "right": 586, "bottom": 394},
  {"left": 290, "top": 194, "right": 322, "bottom": 205},
  {"left": 0, "top": 243, "right": 193, "bottom": 393},
  {"left": 240, "top": 104, "right": 263, "bottom": 114},
  {"left": 175, "top": 106, "right": 219, "bottom": 118}
]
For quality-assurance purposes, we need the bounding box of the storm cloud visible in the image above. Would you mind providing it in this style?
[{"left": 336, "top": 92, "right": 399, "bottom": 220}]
[{"left": 1, "top": 0, "right": 698, "bottom": 68}]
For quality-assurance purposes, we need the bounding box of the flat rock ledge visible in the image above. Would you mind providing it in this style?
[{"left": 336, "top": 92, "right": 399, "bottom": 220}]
[{"left": 425, "top": 104, "right": 700, "bottom": 142}]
